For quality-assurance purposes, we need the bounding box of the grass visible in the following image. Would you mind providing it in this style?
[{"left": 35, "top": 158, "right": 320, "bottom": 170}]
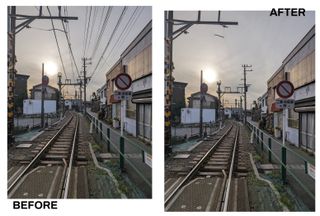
[
  {"left": 91, "top": 142, "right": 101, "bottom": 152},
  {"left": 266, "top": 171, "right": 296, "bottom": 211}
]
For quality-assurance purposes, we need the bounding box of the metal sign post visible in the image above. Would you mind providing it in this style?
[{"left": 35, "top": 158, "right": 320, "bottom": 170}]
[
  {"left": 276, "top": 80, "right": 294, "bottom": 184},
  {"left": 114, "top": 73, "right": 132, "bottom": 137}
]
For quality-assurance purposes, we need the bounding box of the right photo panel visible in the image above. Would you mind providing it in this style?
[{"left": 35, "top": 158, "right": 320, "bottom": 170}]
[{"left": 164, "top": 10, "right": 315, "bottom": 211}]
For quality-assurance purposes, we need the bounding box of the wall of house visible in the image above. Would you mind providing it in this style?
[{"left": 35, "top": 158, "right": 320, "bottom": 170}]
[
  {"left": 106, "top": 61, "right": 122, "bottom": 104},
  {"left": 33, "top": 86, "right": 57, "bottom": 100},
  {"left": 125, "top": 117, "right": 136, "bottom": 136},
  {"left": 267, "top": 68, "right": 284, "bottom": 113}
]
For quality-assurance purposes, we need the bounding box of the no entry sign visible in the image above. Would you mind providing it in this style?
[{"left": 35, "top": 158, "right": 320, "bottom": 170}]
[
  {"left": 115, "top": 73, "right": 132, "bottom": 90},
  {"left": 276, "top": 80, "right": 294, "bottom": 99}
]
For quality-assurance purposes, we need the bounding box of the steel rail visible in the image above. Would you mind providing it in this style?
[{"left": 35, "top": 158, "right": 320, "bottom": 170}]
[
  {"left": 7, "top": 115, "right": 74, "bottom": 194},
  {"left": 164, "top": 125, "right": 234, "bottom": 207},
  {"left": 62, "top": 114, "right": 79, "bottom": 198},
  {"left": 221, "top": 125, "right": 239, "bottom": 211}
]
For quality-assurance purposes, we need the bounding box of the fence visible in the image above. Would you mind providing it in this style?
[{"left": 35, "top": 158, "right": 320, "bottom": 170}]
[
  {"left": 247, "top": 121, "right": 315, "bottom": 210},
  {"left": 86, "top": 112, "right": 152, "bottom": 198}
]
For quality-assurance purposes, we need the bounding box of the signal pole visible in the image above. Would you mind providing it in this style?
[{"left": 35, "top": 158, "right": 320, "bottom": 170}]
[
  {"left": 200, "top": 70, "right": 203, "bottom": 138},
  {"left": 82, "top": 57, "right": 91, "bottom": 115},
  {"left": 41, "top": 63, "right": 45, "bottom": 128},
  {"left": 242, "top": 64, "right": 252, "bottom": 125}
]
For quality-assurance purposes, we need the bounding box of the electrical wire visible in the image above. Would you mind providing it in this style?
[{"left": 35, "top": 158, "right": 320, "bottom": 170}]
[
  {"left": 90, "top": 7, "right": 113, "bottom": 59},
  {"left": 89, "top": 6, "right": 127, "bottom": 80},
  {"left": 47, "top": 6, "right": 68, "bottom": 79},
  {"left": 95, "top": 7, "right": 142, "bottom": 77}
]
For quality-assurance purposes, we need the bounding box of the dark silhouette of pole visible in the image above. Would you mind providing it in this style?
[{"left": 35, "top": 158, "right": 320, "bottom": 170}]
[
  {"left": 200, "top": 70, "right": 203, "bottom": 138},
  {"left": 41, "top": 63, "right": 45, "bottom": 128}
]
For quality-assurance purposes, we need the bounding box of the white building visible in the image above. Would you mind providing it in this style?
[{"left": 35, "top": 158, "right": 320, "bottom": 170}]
[
  {"left": 97, "top": 83, "right": 107, "bottom": 109},
  {"left": 257, "top": 92, "right": 268, "bottom": 116}
]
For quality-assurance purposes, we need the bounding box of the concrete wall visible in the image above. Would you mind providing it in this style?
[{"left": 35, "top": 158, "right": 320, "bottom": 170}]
[
  {"left": 181, "top": 108, "right": 216, "bottom": 124},
  {"left": 125, "top": 117, "right": 136, "bottom": 136}
]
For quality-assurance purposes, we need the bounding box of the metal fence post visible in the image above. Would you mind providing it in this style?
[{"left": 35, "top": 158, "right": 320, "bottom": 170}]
[
  {"left": 100, "top": 122, "right": 102, "bottom": 140},
  {"left": 260, "top": 131, "right": 264, "bottom": 151},
  {"left": 120, "top": 136, "right": 125, "bottom": 171},
  {"left": 268, "top": 137, "right": 272, "bottom": 162},
  {"left": 107, "top": 128, "right": 110, "bottom": 152},
  {"left": 95, "top": 119, "right": 98, "bottom": 134},
  {"left": 281, "top": 146, "right": 287, "bottom": 184}
]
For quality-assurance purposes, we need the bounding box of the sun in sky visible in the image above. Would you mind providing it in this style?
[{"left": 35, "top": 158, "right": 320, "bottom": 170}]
[
  {"left": 203, "top": 68, "right": 217, "bottom": 84},
  {"left": 45, "top": 61, "right": 58, "bottom": 76}
]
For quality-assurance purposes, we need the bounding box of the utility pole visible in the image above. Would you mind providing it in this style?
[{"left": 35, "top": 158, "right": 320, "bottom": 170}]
[
  {"left": 41, "top": 63, "right": 45, "bottom": 128},
  {"left": 216, "top": 80, "right": 222, "bottom": 126},
  {"left": 200, "top": 70, "right": 203, "bottom": 138},
  {"left": 8, "top": 6, "right": 16, "bottom": 146},
  {"left": 242, "top": 64, "right": 252, "bottom": 125},
  {"left": 58, "top": 72, "right": 63, "bottom": 119},
  {"left": 82, "top": 57, "right": 91, "bottom": 115},
  {"left": 7, "top": 6, "right": 78, "bottom": 146},
  {"left": 164, "top": 11, "right": 174, "bottom": 154},
  {"left": 165, "top": 11, "right": 238, "bottom": 153}
]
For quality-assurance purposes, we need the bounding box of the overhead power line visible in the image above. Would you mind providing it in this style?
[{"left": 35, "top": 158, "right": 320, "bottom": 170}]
[
  {"left": 47, "top": 6, "right": 68, "bottom": 79},
  {"left": 96, "top": 7, "right": 142, "bottom": 76},
  {"left": 90, "top": 6, "right": 113, "bottom": 59},
  {"left": 83, "top": 6, "right": 92, "bottom": 57},
  {"left": 89, "top": 6, "right": 127, "bottom": 79},
  {"left": 61, "top": 18, "right": 80, "bottom": 78}
]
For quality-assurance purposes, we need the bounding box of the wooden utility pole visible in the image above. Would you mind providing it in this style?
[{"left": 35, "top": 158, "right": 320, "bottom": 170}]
[{"left": 8, "top": 6, "right": 16, "bottom": 146}]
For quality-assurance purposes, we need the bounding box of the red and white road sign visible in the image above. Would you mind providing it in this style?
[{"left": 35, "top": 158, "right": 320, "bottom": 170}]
[
  {"left": 115, "top": 73, "right": 132, "bottom": 90},
  {"left": 276, "top": 80, "right": 294, "bottom": 99},
  {"left": 42, "top": 75, "right": 49, "bottom": 86},
  {"left": 201, "top": 83, "right": 208, "bottom": 93}
]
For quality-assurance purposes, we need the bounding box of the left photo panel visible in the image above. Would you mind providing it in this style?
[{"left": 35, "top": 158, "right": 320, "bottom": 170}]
[{"left": 7, "top": 6, "right": 152, "bottom": 199}]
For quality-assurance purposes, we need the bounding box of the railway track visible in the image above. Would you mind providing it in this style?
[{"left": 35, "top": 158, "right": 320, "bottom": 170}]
[
  {"left": 8, "top": 113, "right": 88, "bottom": 198},
  {"left": 165, "top": 123, "right": 249, "bottom": 211}
]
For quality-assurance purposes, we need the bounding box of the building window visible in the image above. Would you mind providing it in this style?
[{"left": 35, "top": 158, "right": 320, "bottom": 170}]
[
  {"left": 288, "top": 109, "right": 299, "bottom": 129},
  {"left": 299, "top": 112, "right": 315, "bottom": 152},
  {"left": 137, "top": 104, "right": 152, "bottom": 142}
]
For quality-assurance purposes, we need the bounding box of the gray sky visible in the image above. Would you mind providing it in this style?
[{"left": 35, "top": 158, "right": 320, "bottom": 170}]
[
  {"left": 171, "top": 11, "right": 315, "bottom": 108},
  {"left": 15, "top": 6, "right": 151, "bottom": 99}
]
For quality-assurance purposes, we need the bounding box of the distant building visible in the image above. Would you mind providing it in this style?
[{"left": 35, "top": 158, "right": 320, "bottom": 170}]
[
  {"left": 14, "top": 74, "right": 29, "bottom": 114},
  {"left": 257, "top": 92, "right": 268, "bottom": 116},
  {"left": 30, "top": 84, "right": 59, "bottom": 100},
  {"left": 97, "top": 83, "right": 107, "bottom": 109},
  {"left": 172, "top": 81, "right": 188, "bottom": 123},
  {"left": 188, "top": 92, "right": 219, "bottom": 110}
]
